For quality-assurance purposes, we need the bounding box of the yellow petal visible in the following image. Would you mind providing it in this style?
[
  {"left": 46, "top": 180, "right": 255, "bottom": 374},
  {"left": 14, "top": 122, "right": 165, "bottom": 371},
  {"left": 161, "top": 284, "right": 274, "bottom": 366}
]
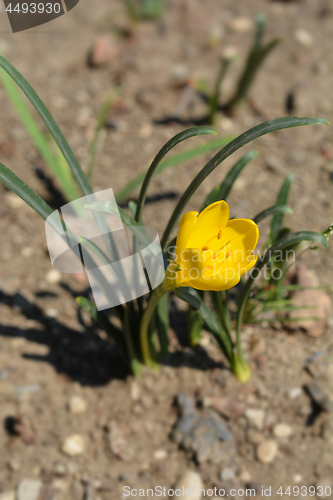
[
  {"left": 217, "top": 219, "right": 259, "bottom": 265},
  {"left": 186, "top": 201, "right": 230, "bottom": 250},
  {"left": 185, "top": 265, "right": 242, "bottom": 291},
  {"left": 175, "top": 211, "right": 198, "bottom": 263},
  {"left": 177, "top": 247, "right": 207, "bottom": 286}
]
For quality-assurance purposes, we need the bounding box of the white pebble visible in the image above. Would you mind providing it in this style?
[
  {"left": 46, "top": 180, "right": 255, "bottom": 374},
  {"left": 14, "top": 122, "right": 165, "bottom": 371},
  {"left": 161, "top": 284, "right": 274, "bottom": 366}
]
[
  {"left": 68, "top": 396, "right": 87, "bottom": 414},
  {"left": 62, "top": 434, "right": 85, "bottom": 456},
  {"left": 46, "top": 269, "right": 61, "bottom": 284},
  {"left": 273, "top": 423, "right": 293, "bottom": 438},
  {"left": 289, "top": 387, "right": 302, "bottom": 399},
  {"left": 17, "top": 479, "right": 43, "bottom": 500},
  {"left": 239, "top": 470, "right": 252, "bottom": 482},
  {"left": 294, "top": 29, "right": 313, "bottom": 47},
  {"left": 229, "top": 17, "right": 252, "bottom": 33},
  {"left": 220, "top": 467, "right": 236, "bottom": 481},
  {"left": 173, "top": 471, "right": 203, "bottom": 500},
  {"left": 153, "top": 449, "right": 167, "bottom": 460},
  {"left": 257, "top": 440, "right": 278, "bottom": 464},
  {"left": 245, "top": 408, "right": 266, "bottom": 430},
  {"left": 294, "top": 474, "right": 303, "bottom": 483}
]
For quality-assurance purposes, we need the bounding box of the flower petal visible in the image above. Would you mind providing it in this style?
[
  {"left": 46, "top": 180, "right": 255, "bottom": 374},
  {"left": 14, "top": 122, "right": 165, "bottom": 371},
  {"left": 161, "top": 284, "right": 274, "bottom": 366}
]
[
  {"left": 185, "top": 266, "right": 241, "bottom": 291},
  {"left": 218, "top": 219, "right": 259, "bottom": 265},
  {"left": 186, "top": 201, "right": 230, "bottom": 250},
  {"left": 177, "top": 247, "right": 207, "bottom": 286},
  {"left": 175, "top": 211, "right": 198, "bottom": 263}
]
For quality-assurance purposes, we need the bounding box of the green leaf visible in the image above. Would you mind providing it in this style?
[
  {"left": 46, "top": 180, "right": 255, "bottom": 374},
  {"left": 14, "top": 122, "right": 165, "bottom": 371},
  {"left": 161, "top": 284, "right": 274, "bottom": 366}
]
[
  {"left": 0, "top": 55, "right": 92, "bottom": 197},
  {"left": 270, "top": 174, "right": 294, "bottom": 243},
  {"left": 181, "top": 287, "right": 234, "bottom": 360},
  {"left": 115, "top": 136, "right": 234, "bottom": 203},
  {"left": 175, "top": 287, "right": 201, "bottom": 310},
  {"left": 0, "top": 162, "right": 53, "bottom": 221},
  {"left": 135, "top": 127, "right": 217, "bottom": 222},
  {"left": 253, "top": 204, "right": 293, "bottom": 224},
  {"left": 76, "top": 296, "right": 127, "bottom": 354},
  {"left": 156, "top": 294, "right": 169, "bottom": 356},
  {"left": 86, "top": 87, "right": 123, "bottom": 180},
  {"left": 236, "top": 230, "right": 328, "bottom": 337},
  {"left": 0, "top": 66, "right": 79, "bottom": 202},
  {"left": 161, "top": 116, "right": 329, "bottom": 249}
]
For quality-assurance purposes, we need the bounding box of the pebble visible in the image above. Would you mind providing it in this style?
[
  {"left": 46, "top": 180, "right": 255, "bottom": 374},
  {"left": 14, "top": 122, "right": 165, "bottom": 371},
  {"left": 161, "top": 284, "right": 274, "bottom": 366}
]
[
  {"left": 204, "top": 396, "right": 245, "bottom": 420},
  {"left": 89, "top": 35, "right": 118, "bottom": 67},
  {"left": 130, "top": 381, "right": 140, "bottom": 401},
  {"left": 289, "top": 387, "right": 302, "bottom": 399},
  {"left": 245, "top": 408, "right": 266, "bottom": 430},
  {"left": 256, "top": 440, "right": 278, "bottom": 464},
  {"left": 239, "top": 469, "right": 252, "bottom": 482},
  {"left": 247, "top": 430, "right": 264, "bottom": 445},
  {"left": 273, "top": 423, "right": 293, "bottom": 438},
  {"left": 294, "top": 29, "right": 313, "bottom": 47},
  {"left": 53, "top": 461, "right": 67, "bottom": 476},
  {"left": 17, "top": 479, "right": 43, "bottom": 500},
  {"left": 173, "top": 471, "right": 203, "bottom": 500},
  {"left": 294, "top": 474, "right": 303, "bottom": 483},
  {"left": 68, "top": 396, "right": 87, "bottom": 414},
  {"left": 5, "top": 192, "right": 25, "bottom": 209},
  {"left": 220, "top": 467, "right": 236, "bottom": 481},
  {"left": 304, "top": 381, "right": 333, "bottom": 413},
  {"left": 45, "top": 308, "right": 59, "bottom": 318},
  {"left": 0, "top": 492, "right": 15, "bottom": 500},
  {"left": 62, "top": 434, "right": 85, "bottom": 456},
  {"left": 45, "top": 269, "right": 61, "bottom": 284},
  {"left": 153, "top": 449, "right": 167, "bottom": 460},
  {"left": 229, "top": 17, "right": 252, "bottom": 32}
]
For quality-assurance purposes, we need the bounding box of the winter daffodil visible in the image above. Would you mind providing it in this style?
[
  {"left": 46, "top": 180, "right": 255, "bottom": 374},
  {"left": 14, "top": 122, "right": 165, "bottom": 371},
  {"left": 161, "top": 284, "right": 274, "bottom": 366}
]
[{"left": 140, "top": 201, "right": 259, "bottom": 368}]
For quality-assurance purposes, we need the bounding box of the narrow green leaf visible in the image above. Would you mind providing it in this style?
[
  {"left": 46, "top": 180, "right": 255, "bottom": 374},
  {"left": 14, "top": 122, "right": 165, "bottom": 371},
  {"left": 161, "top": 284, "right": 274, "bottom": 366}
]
[
  {"left": 236, "top": 230, "right": 328, "bottom": 336},
  {"left": 115, "top": 136, "right": 234, "bottom": 203},
  {"left": 86, "top": 87, "right": 123, "bottom": 180},
  {"left": 218, "top": 150, "right": 259, "bottom": 202},
  {"left": 135, "top": 127, "right": 217, "bottom": 222},
  {"left": 0, "top": 67, "right": 79, "bottom": 202},
  {"left": 161, "top": 116, "right": 329, "bottom": 249},
  {"left": 175, "top": 287, "right": 201, "bottom": 310},
  {"left": 76, "top": 296, "right": 127, "bottom": 354},
  {"left": 156, "top": 294, "right": 169, "bottom": 356},
  {"left": 270, "top": 174, "right": 294, "bottom": 242},
  {"left": 0, "top": 55, "right": 92, "bottom": 196},
  {"left": 253, "top": 204, "right": 293, "bottom": 224},
  {"left": 0, "top": 162, "right": 53, "bottom": 221}
]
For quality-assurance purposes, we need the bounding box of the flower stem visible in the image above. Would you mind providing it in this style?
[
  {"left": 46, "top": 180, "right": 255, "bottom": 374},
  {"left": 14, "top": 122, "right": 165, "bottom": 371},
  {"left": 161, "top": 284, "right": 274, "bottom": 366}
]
[
  {"left": 140, "top": 291, "right": 162, "bottom": 367},
  {"left": 231, "top": 352, "right": 251, "bottom": 383}
]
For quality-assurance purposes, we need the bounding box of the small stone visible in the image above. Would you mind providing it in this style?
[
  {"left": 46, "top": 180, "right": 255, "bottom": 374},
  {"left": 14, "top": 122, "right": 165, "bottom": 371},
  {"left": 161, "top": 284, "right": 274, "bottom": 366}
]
[
  {"left": 273, "top": 423, "right": 293, "bottom": 438},
  {"left": 46, "top": 269, "right": 61, "bottom": 284},
  {"left": 287, "top": 289, "right": 332, "bottom": 337},
  {"left": 239, "top": 470, "right": 252, "bottom": 482},
  {"left": 256, "top": 440, "right": 278, "bottom": 464},
  {"left": 0, "top": 492, "right": 15, "bottom": 500},
  {"left": 294, "top": 29, "right": 313, "bottom": 47},
  {"left": 245, "top": 408, "right": 266, "bottom": 430},
  {"left": 220, "top": 467, "right": 236, "bottom": 481},
  {"left": 108, "top": 420, "right": 134, "bottom": 461},
  {"left": 21, "top": 247, "right": 33, "bottom": 258},
  {"left": 204, "top": 396, "right": 245, "bottom": 420},
  {"left": 17, "top": 479, "right": 43, "bottom": 500},
  {"left": 88, "top": 36, "right": 118, "bottom": 67},
  {"left": 68, "top": 396, "right": 87, "bottom": 414},
  {"left": 130, "top": 381, "right": 140, "bottom": 401},
  {"left": 229, "top": 17, "right": 252, "bottom": 32},
  {"left": 304, "top": 381, "right": 333, "bottom": 413},
  {"left": 247, "top": 430, "right": 264, "bottom": 445},
  {"left": 173, "top": 471, "right": 203, "bottom": 500},
  {"left": 153, "top": 449, "right": 167, "bottom": 460},
  {"left": 45, "top": 308, "right": 58, "bottom": 318},
  {"left": 7, "top": 458, "right": 20, "bottom": 471},
  {"left": 5, "top": 192, "right": 25, "bottom": 208},
  {"left": 289, "top": 387, "right": 302, "bottom": 399},
  {"left": 294, "top": 474, "right": 303, "bottom": 483},
  {"left": 62, "top": 434, "right": 85, "bottom": 456},
  {"left": 53, "top": 461, "right": 67, "bottom": 476}
]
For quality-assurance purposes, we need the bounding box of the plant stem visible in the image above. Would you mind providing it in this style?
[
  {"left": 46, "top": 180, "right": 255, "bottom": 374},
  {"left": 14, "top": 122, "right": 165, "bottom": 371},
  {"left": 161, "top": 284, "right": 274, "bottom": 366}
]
[
  {"left": 140, "top": 291, "right": 162, "bottom": 367},
  {"left": 209, "top": 58, "right": 232, "bottom": 125}
]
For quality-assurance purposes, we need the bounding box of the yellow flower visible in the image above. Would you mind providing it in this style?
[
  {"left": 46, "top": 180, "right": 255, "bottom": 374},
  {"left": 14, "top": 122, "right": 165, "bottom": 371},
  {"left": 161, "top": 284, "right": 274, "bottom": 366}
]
[{"left": 167, "top": 200, "right": 259, "bottom": 291}]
